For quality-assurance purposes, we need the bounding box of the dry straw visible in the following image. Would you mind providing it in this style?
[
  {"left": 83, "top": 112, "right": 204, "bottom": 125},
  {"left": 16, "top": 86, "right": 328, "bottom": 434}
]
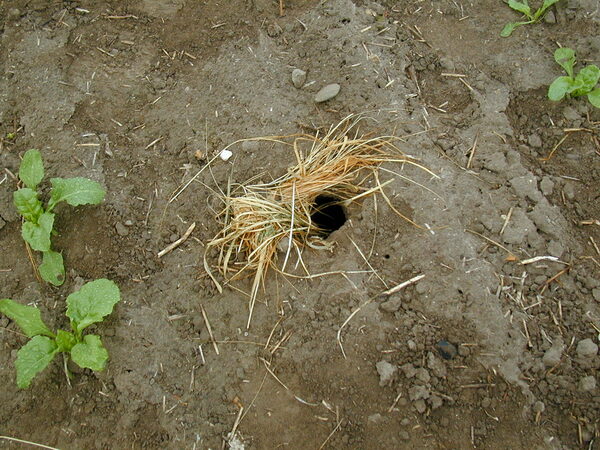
[{"left": 204, "top": 114, "right": 434, "bottom": 328}]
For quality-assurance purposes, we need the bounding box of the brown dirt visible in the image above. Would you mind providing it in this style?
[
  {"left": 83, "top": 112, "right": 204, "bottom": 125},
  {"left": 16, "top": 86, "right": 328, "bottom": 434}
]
[{"left": 1, "top": 0, "right": 599, "bottom": 449}]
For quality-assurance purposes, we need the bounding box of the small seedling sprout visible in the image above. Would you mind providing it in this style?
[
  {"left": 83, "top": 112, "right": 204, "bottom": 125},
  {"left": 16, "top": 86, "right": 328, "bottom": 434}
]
[
  {"left": 548, "top": 48, "right": 600, "bottom": 108},
  {"left": 501, "top": 0, "right": 561, "bottom": 37},
  {"left": 13, "top": 149, "right": 106, "bottom": 285}
]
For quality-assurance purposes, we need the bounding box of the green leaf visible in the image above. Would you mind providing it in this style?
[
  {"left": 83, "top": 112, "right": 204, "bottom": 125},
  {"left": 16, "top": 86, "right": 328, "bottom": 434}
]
[
  {"left": 13, "top": 188, "right": 43, "bottom": 223},
  {"left": 39, "top": 250, "right": 65, "bottom": 286},
  {"left": 554, "top": 48, "right": 575, "bottom": 78},
  {"left": 548, "top": 76, "right": 573, "bottom": 101},
  {"left": 71, "top": 335, "right": 109, "bottom": 371},
  {"left": 15, "top": 336, "right": 58, "bottom": 388},
  {"left": 501, "top": 22, "right": 518, "bottom": 37},
  {"left": 48, "top": 177, "right": 106, "bottom": 210},
  {"left": 539, "top": 0, "right": 560, "bottom": 13},
  {"left": 588, "top": 88, "right": 600, "bottom": 108},
  {"left": 55, "top": 330, "right": 76, "bottom": 352},
  {"left": 508, "top": 0, "right": 532, "bottom": 18},
  {"left": 0, "top": 299, "right": 54, "bottom": 338},
  {"left": 18, "top": 149, "right": 44, "bottom": 189},
  {"left": 572, "top": 65, "right": 600, "bottom": 96},
  {"left": 21, "top": 212, "right": 54, "bottom": 252},
  {"left": 66, "top": 279, "right": 121, "bottom": 334}
]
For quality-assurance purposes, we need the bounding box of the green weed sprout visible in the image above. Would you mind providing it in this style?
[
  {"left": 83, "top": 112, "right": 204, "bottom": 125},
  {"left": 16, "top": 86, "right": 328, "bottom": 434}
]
[
  {"left": 501, "top": 0, "right": 560, "bottom": 37},
  {"left": 0, "top": 279, "right": 120, "bottom": 388},
  {"left": 548, "top": 48, "right": 600, "bottom": 108},
  {"left": 14, "top": 149, "right": 106, "bottom": 285}
]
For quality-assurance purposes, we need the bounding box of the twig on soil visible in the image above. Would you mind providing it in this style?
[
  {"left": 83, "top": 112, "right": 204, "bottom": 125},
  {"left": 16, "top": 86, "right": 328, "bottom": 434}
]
[
  {"left": 169, "top": 152, "right": 222, "bottom": 203},
  {"left": 157, "top": 222, "right": 196, "bottom": 257},
  {"left": 0, "top": 436, "right": 59, "bottom": 450},
  {"left": 520, "top": 256, "right": 568, "bottom": 265},
  {"left": 318, "top": 408, "right": 342, "bottom": 450},
  {"left": 337, "top": 274, "right": 424, "bottom": 358},
  {"left": 224, "top": 406, "right": 244, "bottom": 449},
  {"left": 590, "top": 236, "right": 600, "bottom": 256},
  {"left": 466, "top": 134, "right": 478, "bottom": 169},
  {"left": 465, "top": 229, "right": 516, "bottom": 260},
  {"left": 540, "top": 267, "right": 570, "bottom": 294},
  {"left": 499, "top": 207, "right": 513, "bottom": 236},
  {"left": 540, "top": 135, "right": 568, "bottom": 162},
  {"left": 200, "top": 304, "right": 219, "bottom": 355}
]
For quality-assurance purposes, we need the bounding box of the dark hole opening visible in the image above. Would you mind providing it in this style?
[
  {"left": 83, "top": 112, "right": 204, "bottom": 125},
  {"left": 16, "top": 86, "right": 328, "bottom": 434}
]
[{"left": 311, "top": 195, "right": 347, "bottom": 237}]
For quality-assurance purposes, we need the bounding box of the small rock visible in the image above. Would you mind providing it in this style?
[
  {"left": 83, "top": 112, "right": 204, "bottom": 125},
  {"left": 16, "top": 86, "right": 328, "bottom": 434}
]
[
  {"left": 399, "top": 431, "right": 410, "bottom": 441},
  {"left": 408, "top": 384, "right": 430, "bottom": 401},
  {"left": 429, "top": 395, "right": 443, "bottom": 409},
  {"left": 532, "top": 401, "right": 545, "bottom": 413},
  {"left": 376, "top": 360, "right": 397, "bottom": 386},
  {"left": 593, "top": 288, "right": 600, "bottom": 302},
  {"left": 124, "top": 220, "right": 134, "bottom": 226},
  {"left": 435, "top": 340, "right": 457, "bottom": 360},
  {"left": 407, "top": 340, "right": 417, "bottom": 351},
  {"left": 540, "top": 176, "right": 554, "bottom": 196},
  {"left": 543, "top": 10, "right": 556, "bottom": 23},
  {"left": 115, "top": 222, "right": 129, "bottom": 236},
  {"left": 427, "top": 351, "right": 447, "bottom": 378},
  {"left": 380, "top": 295, "right": 402, "bottom": 312},
  {"left": 413, "top": 399, "right": 427, "bottom": 414},
  {"left": 400, "top": 363, "right": 417, "bottom": 379},
  {"left": 481, "top": 397, "right": 491, "bottom": 408},
  {"left": 576, "top": 339, "right": 598, "bottom": 359},
  {"left": 578, "top": 375, "right": 596, "bottom": 392},
  {"left": 291, "top": 69, "right": 307, "bottom": 88},
  {"left": 547, "top": 240, "right": 564, "bottom": 258},
  {"left": 400, "top": 418, "right": 410, "bottom": 426},
  {"left": 315, "top": 83, "right": 340, "bottom": 103},
  {"left": 528, "top": 133, "right": 542, "bottom": 148},
  {"left": 563, "top": 106, "right": 580, "bottom": 122},
  {"left": 415, "top": 368, "right": 430, "bottom": 384},
  {"left": 542, "top": 338, "right": 564, "bottom": 367}
]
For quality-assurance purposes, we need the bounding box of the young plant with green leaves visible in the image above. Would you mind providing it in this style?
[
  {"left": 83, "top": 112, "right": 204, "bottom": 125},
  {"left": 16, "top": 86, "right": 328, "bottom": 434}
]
[
  {"left": 501, "top": 0, "right": 560, "bottom": 37},
  {"left": 548, "top": 48, "right": 600, "bottom": 108},
  {"left": 14, "top": 149, "right": 106, "bottom": 285},
  {"left": 0, "top": 279, "right": 120, "bottom": 388}
]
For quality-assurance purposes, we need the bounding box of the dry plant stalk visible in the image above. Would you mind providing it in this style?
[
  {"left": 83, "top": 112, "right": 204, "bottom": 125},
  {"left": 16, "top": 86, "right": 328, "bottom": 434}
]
[{"left": 205, "top": 114, "right": 434, "bottom": 328}]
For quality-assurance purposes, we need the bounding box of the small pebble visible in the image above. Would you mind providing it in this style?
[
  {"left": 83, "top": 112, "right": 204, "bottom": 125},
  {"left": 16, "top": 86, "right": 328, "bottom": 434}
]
[
  {"left": 291, "top": 68, "right": 307, "bottom": 88},
  {"left": 576, "top": 339, "right": 598, "bottom": 359},
  {"left": 414, "top": 399, "right": 427, "bottom": 414},
  {"left": 376, "top": 360, "right": 397, "bottom": 386},
  {"left": 579, "top": 376, "right": 596, "bottom": 392},
  {"left": 399, "top": 431, "right": 410, "bottom": 441},
  {"left": 435, "top": 340, "right": 458, "bottom": 360},
  {"left": 115, "top": 222, "right": 129, "bottom": 236},
  {"left": 532, "top": 401, "right": 545, "bottom": 413},
  {"left": 315, "top": 83, "right": 340, "bottom": 103},
  {"left": 220, "top": 149, "right": 233, "bottom": 161}
]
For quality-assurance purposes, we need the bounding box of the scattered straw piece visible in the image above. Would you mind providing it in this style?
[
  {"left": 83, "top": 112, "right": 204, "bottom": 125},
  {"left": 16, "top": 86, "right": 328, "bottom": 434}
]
[{"left": 158, "top": 222, "right": 196, "bottom": 257}]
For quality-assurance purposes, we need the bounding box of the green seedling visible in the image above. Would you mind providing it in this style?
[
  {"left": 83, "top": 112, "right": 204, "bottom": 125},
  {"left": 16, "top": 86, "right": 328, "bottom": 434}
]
[
  {"left": 13, "top": 149, "right": 105, "bottom": 285},
  {"left": 548, "top": 48, "right": 600, "bottom": 108},
  {"left": 0, "top": 279, "right": 120, "bottom": 389},
  {"left": 501, "top": 0, "right": 560, "bottom": 37}
]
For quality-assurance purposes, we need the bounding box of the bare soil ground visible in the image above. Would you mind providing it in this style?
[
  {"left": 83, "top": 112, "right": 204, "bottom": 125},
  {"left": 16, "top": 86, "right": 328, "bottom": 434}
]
[{"left": 1, "top": 0, "right": 599, "bottom": 449}]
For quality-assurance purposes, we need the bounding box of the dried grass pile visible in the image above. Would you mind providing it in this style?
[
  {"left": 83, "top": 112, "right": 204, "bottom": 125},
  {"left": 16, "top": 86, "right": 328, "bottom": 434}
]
[{"left": 205, "top": 115, "right": 433, "bottom": 327}]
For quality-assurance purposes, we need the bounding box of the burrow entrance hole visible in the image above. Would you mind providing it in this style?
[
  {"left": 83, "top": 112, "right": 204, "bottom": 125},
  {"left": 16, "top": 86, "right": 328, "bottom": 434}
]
[{"left": 310, "top": 194, "right": 347, "bottom": 237}]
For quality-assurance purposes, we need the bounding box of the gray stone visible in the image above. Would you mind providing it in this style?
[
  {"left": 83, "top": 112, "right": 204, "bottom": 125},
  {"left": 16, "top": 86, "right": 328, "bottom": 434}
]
[
  {"left": 533, "top": 401, "right": 545, "bottom": 413},
  {"left": 528, "top": 133, "right": 542, "bottom": 148},
  {"left": 578, "top": 376, "right": 596, "bottom": 392},
  {"left": 510, "top": 175, "right": 541, "bottom": 202},
  {"left": 368, "top": 413, "right": 384, "bottom": 423},
  {"left": 543, "top": 10, "right": 556, "bottom": 23},
  {"left": 407, "top": 340, "right": 417, "bottom": 351},
  {"left": 379, "top": 295, "right": 402, "bottom": 312},
  {"left": 400, "top": 363, "right": 417, "bottom": 379},
  {"left": 593, "top": 288, "right": 600, "bottom": 302},
  {"left": 115, "top": 222, "right": 129, "bottom": 236},
  {"left": 427, "top": 351, "right": 448, "bottom": 378},
  {"left": 376, "top": 360, "right": 397, "bottom": 386},
  {"left": 547, "top": 240, "right": 564, "bottom": 258},
  {"left": 429, "top": 395, "right": 443, "bottom": 409},
  {"left": 415, "top": 368, "right": 431, "bottom": 384},
  {"left": 540, "top": 176, "right": 554, "bottom": 196},
  {"left": 576, "top": 339, "right": 598, "bottom": 359},
  {"left": 291, "top": 69, "right": 307, "bottom": 88},
  {"left": 399, "top": 431, "right": 410, "bottom": 441},
  {"left": 413, "top": 399, "right": 427, "bottom": 414},
  {"left": 563, "top": 106, "right": 580, "bottom": 122},
  {"left": 408, "top": 384, "right": 430, "bottom": 401},
  {"left": 542, "top": 338, "right": 564, "bottom": 367},
  {"left": 315, "top": 83, "right": 340, "bottom": 102},
  {"left": 502, "top": 209, "right": 535, "bottom": 245}
]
